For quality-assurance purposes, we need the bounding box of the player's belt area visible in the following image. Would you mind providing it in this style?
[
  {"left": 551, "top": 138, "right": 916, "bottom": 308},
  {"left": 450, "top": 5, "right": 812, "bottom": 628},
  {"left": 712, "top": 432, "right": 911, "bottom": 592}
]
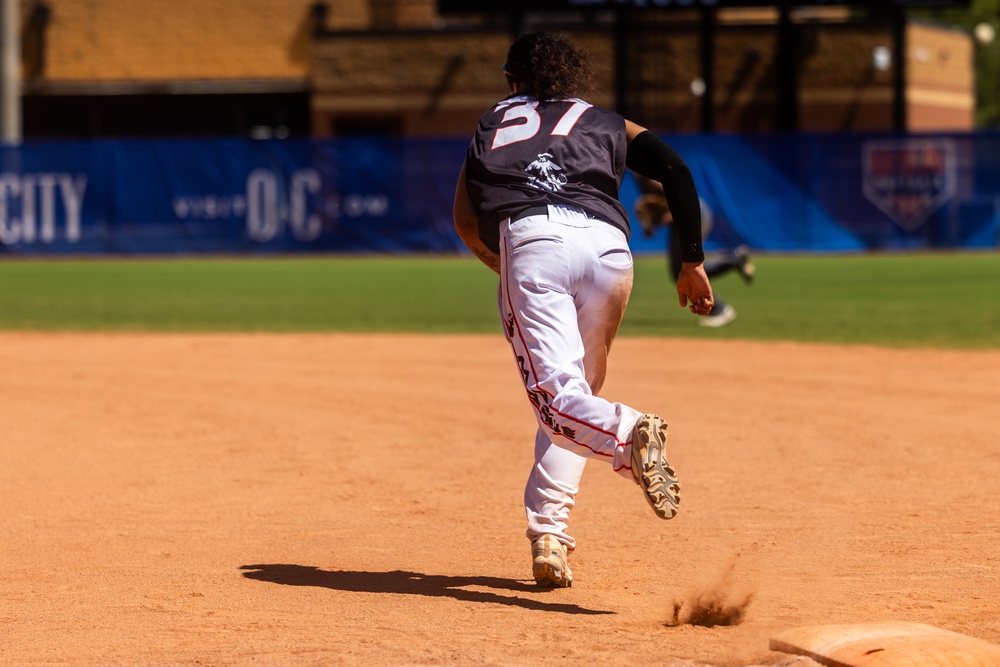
[
  {"left": 510, "top": 205, "right": 601, "bottom": 224},
  {"left": 510, "top": 206, "right": 551, "bottom": 222}
]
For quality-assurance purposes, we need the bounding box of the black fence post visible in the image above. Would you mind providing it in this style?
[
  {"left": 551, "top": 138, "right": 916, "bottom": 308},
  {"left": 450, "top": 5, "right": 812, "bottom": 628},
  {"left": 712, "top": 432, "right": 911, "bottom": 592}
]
[
  {"left": 700, "top": 6, "right": 716, "bottom": 133},
  {"left": 892, "top": 4, "right": 907, "bottom": 132}
]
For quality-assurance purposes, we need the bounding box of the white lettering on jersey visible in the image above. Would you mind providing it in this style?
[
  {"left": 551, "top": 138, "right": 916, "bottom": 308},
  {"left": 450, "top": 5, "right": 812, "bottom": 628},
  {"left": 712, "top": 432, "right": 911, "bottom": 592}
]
[
  {"left": 552, "top": 100, "right": 592, "bottom": 136},
  {"left": 492, "top": 100, "right": 541, "bottom": 150},
  {"left": 491, "top": 98, "right": 592, "bottom": 150}
]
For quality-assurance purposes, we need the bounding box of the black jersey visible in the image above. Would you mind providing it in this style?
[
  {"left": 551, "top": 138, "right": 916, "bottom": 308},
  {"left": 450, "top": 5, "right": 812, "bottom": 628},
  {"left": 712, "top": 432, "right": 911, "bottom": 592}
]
[{"left": 464, "top": 94, "right": 631, "bottom": 254}]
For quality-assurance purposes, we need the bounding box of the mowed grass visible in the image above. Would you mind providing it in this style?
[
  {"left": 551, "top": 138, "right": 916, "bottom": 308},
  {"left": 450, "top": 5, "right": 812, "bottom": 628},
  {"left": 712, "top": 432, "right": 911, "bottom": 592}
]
[
  {"left": 628, "top": 251, "right": 1000, "bottom": 347},
  {"left": 0, "top": 252, "right": 997, "bottom": 348},
  {"left": 0, "top": 256, "right": 499, "bottom": 334}
]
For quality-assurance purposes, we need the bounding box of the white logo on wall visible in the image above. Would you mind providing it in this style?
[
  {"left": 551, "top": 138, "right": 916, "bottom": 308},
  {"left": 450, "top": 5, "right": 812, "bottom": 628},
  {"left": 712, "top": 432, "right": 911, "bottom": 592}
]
[
  {"left": 172, "top": 167, "right": 390, "bottom": 243},
  {"left": 862, "top": 138, "right": 956, "bottom": 232},
  {"left": 525, "top": 153, "right": 568, "bottom": 192},
  {"left": 0, "top": 172, "right": 88, "bottom": 245}
]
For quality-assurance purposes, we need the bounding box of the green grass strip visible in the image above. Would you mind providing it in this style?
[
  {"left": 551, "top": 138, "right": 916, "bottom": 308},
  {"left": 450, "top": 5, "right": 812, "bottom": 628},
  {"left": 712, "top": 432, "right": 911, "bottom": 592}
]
[
  {"left": 0, "top": 253, "right": 997, "bottom": 348},
  {"left": 627, "top": 251, "right": 1000, "bottom": 348}
]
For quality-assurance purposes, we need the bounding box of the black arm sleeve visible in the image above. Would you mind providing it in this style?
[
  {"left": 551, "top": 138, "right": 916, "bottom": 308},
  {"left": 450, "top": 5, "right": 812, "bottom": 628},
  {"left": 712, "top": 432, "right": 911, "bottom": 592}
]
[{"left": 625, "top": 131, "right": 704, "bottom": 263}]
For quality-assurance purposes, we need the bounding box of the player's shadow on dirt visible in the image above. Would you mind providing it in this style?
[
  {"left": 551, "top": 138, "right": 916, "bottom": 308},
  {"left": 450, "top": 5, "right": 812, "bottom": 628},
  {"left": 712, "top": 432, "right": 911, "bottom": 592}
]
[{"left": 240, "top": 564, "right": 612, "bottom": 615}]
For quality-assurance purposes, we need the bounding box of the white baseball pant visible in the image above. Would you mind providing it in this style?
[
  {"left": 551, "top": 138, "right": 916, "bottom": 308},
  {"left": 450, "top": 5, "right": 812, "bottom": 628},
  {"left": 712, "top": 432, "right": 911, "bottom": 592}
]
[{"left": 498, "top": 204, "right": 643, "bottom": 550}]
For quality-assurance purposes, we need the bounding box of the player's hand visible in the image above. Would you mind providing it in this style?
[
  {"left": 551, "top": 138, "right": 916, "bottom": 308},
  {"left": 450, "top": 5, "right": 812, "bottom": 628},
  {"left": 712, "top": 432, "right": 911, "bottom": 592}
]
[{"left": 676, "top": 262, "right": 714, "bottom": 316}]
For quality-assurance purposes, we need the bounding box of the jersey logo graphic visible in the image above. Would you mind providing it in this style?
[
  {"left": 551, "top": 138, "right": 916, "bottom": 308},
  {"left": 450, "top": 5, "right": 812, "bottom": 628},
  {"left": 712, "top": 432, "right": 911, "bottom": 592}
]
[{"left": 525, "top": 153, "right": 567, "bottom": 192}]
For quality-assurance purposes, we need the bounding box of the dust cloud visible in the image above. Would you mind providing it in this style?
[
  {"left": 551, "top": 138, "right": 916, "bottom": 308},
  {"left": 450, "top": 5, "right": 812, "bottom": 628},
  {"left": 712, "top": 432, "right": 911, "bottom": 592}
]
[{"left": 666, "top": 556, "right": 755, "bottom": 628}]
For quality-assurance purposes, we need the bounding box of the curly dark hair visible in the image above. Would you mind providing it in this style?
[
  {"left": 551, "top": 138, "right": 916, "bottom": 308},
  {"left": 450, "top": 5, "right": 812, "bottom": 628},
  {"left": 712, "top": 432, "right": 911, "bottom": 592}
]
[{"left": 503, "top": 32, "right": 594, "bottom": 100}]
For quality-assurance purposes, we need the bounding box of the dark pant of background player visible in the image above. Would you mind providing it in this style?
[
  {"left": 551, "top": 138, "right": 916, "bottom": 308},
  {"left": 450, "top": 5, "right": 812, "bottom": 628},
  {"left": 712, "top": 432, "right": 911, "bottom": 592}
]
[{"left": 667, "top": 223, "right": 753, "bottom": 327}]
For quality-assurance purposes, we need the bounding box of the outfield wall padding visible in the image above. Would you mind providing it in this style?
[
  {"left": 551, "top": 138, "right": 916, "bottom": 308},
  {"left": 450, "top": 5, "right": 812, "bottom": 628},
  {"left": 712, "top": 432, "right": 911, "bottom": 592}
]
[{"left": 1, "top": 132, "right": 997, "bottom": 256}]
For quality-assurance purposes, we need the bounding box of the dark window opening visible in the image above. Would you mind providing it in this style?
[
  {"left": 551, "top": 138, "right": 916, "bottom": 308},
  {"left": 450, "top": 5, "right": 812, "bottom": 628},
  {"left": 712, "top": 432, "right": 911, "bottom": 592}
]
[
  {"left": 22, "top": 92, "right": 310, "bottom": 140},
  {"left": 332, "top": 116, "right": 403, "bottom": 137}
]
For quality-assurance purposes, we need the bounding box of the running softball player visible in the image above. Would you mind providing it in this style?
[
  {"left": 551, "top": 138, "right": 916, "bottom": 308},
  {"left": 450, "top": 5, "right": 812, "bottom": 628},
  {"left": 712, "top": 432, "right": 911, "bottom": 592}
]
[
  {"left": 633, "top": 174, "right": 755, "bottom": 328},
  {"left": 453, "top": 32, "right": 714, "bottom": 587}
]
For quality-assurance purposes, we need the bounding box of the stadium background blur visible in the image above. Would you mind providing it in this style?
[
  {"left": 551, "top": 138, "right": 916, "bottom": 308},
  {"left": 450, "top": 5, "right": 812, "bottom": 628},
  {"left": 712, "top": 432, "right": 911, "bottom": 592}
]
[
  {"left": 0, "top": 0, "right": 998, "bottom": 256},
  {"left": 8, "top": 0, "right": 987, "bottom": 138}
]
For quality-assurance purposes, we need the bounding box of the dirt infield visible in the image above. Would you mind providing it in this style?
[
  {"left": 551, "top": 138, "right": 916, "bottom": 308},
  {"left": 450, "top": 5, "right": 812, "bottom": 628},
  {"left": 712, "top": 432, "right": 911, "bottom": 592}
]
[{"left": 2, "top": 332, "right": 999, "bottom": 666}]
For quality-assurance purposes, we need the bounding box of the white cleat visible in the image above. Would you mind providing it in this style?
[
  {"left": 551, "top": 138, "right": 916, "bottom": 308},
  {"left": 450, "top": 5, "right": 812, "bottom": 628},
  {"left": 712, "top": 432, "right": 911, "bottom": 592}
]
[
  {"left": 734, "top": 244, "right": 755, "bottom": 285},
  {"left": 531, "top": 534, "right": 573, "bottom": 587},
  {"left": 631, "top": 414, "right": 681, "bottom": 519},
  {"left": 699, "top": 303, "right": 737, "bottom": 328}
]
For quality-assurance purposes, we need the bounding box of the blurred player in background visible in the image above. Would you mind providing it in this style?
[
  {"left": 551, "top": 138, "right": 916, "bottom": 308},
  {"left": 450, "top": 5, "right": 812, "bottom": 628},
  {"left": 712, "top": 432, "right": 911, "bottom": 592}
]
[
  {"left": 453, "top": 32, "right": 714, "bottom": 587},
  {"left": 633, "top": 175, "right": 754, "bottom": 327}
]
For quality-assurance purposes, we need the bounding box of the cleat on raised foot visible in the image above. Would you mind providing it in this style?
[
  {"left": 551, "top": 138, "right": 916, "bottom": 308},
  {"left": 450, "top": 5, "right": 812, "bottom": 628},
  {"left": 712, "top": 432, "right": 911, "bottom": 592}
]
[
  {"left": 734, "top": 244, "right": 755, "bottom": 285},
  {"left": 531, "top": 534, "right": 573, "bottom": 587},
  {"left": 631, "top": 414, "right": 681, "bottom": 519}
]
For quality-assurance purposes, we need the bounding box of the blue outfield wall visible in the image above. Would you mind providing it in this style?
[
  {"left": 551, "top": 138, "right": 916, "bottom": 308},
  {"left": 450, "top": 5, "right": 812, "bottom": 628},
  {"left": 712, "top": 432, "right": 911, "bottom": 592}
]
[{"left": 0, "top": 132, "right": 998, "bottom": 256}]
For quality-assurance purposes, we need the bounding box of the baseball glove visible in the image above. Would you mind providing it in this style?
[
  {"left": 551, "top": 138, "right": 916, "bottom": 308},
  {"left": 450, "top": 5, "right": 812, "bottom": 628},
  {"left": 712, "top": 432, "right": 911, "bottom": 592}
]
[{"left": 633, "top": 193, "right": 673, "bottom": 238}]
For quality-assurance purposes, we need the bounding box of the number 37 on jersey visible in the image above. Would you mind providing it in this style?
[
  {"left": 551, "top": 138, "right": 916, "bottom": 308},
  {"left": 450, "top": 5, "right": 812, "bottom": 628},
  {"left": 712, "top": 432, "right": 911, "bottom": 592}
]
[{"left": 490, "top": 98, "right": 592, "bottom": 150}]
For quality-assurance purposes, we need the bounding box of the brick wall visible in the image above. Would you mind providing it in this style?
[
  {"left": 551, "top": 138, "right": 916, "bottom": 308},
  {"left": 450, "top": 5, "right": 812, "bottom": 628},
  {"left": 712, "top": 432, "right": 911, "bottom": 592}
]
[
  {"left": 25, "top": 0, "right": 321, "bottom": 81},
  {"left": 310, "top": 28, "right": 617, "bottom": 137},
  {"left": 20, "top": 1, "right": 974, "bottom": 134},
  {"left": 907, "top": 21, "right": 975, "bottom": 131}
]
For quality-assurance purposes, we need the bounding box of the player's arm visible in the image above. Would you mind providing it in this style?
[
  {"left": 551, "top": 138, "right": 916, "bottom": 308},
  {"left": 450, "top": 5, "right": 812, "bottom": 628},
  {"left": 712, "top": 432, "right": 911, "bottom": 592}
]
[
  {"left": 624, "top": 119, "right": 713, "bottom": 315},
  {"left": 454, "top": 162, "right": 501, "bottom": 275}
]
